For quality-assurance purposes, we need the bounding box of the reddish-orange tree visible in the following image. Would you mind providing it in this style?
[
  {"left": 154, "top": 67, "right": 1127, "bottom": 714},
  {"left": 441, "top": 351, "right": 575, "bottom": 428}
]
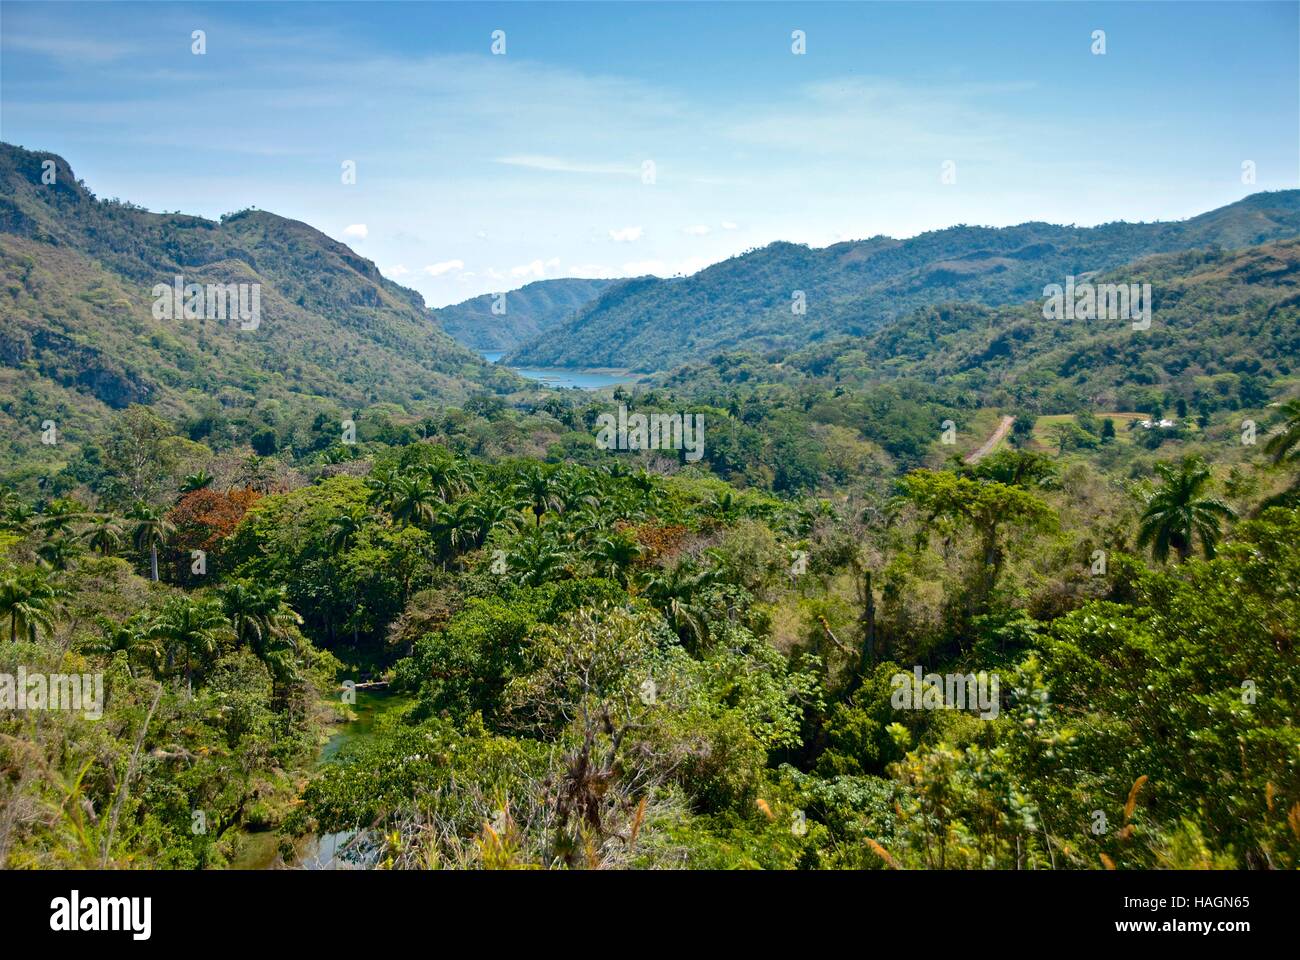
[{"left": 167, "top": 488, "right": 262, "bottom": 581}]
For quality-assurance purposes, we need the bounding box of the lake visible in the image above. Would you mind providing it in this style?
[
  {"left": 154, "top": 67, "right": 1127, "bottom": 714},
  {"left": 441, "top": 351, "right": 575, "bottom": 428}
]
[{"left": 482, "top": 351, "right": 633, "bottom": 390}]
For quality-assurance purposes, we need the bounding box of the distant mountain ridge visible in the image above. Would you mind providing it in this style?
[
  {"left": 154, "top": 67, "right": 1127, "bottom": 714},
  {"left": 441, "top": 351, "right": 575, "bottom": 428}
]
[
  {"left": 434, "top": 277, "right": 620, "bottom": 352},
  {"left": 505, "top": 191, "right": 1300, "bottom": 372},
  {"left": 656, "top": 237, "right": 1300, "bottom": 418}
]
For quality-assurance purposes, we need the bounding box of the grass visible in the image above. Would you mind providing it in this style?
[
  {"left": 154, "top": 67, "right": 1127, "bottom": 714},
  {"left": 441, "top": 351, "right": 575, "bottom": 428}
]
[{"left": 1031, "top": 412, "right": 1157, "bottom": 451}]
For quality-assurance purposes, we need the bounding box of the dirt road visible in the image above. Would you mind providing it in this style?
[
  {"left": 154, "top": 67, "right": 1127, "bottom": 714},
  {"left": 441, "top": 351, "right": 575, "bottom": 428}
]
[{"left": 964, "top": 415, "right": 1015, "bottom": 464}]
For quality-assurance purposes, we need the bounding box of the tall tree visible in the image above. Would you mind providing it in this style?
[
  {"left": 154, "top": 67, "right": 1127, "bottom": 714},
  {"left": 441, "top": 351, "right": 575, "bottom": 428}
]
[
  {"left": 514, "top": 466, "right": 560, "bottom": 528},
  {"left": 83, "top": 515, "right": 126, "bottom": 556},
  {"left": 102, "top": 406, "right": 177, "bottom": 507},
  {"left": 0, "top": 569, "right": 58, "bottom": 643},
  {"left": 128, "top": 503, "right": 175, "bottom": 582},
  {"left": 592, "top": 532, "right": 642, "bottom": 586},
  {"left": 388, "top": 475, "right": 439, "bottom": 528},
  {"left": 899, "top": 469, "right": 1057, "bottom": 614},
  {"left": 148, "top": 595, "right": 229, "bottom": 693},
  {"left": 1137, "top": 456, "right": 1235, "bottom": 562}
]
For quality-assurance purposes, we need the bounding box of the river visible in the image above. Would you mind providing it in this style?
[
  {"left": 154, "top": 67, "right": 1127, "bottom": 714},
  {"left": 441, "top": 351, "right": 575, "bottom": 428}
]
[
  {"left": 482, "top": 351, "right": 634, "bottom": 390},
  {"left": 232, "top": 688, "right": 409, "bottom": 870}
]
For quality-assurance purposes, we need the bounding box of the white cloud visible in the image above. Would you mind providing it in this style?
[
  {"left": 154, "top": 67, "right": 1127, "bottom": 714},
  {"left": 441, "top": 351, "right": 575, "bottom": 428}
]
[
  {"left": 608, "top": 226, "right": 643, "bottom": 243},
  {"left": 423, "top": 259, "right": 465, "bottom": 277},
  {"left": 682, "top": 224, "right": 711, "bottom": 237},
  {"left": 343, "top": 224, "right": 368, "bottom": 239},
  {"left": 721, "top": 221, "right": 740, "bottom": 230},
  {"left": 384, "top": 264, "right": 410, "bottom": 277},
  {"left": 511, "top": 257, "right": 561, "bottom": 279}
]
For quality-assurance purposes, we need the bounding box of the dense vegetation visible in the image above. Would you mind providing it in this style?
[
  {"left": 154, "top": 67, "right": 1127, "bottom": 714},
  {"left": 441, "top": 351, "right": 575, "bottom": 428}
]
[
  {"left": 2, "top": 144, "right": 1297, "bottom": 871},
  {"left": 3, "top": 384, "right": 1297, "bottom": 868}
]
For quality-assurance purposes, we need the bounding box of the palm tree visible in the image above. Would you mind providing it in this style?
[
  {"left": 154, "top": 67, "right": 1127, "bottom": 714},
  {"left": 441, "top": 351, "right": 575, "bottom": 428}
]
[
  {"left": 640, "top": 562, "right": 720, "bottom": 647},
  {"left": 148, "top": 595, "right": 230, "bottom": 693},
  {"left": 127, "top": 504, "right": 175, "bottom": 582},
  {"left": 83, "top": 515, "right": 126, "bottom": 556},
  {"left": 219, "top": 581, "right": 302, "bottom": 680},
  {"left": 1257, "top": 398, "right": 1300, "bottom": 511},
  {"left": 38, "top": 498, "right": 86, "bottom": 537},
  {"left": 37, "top": 535, "right": 83, "bottom": 572},
  {"left": 422, "top": 456, "right": 472, "bottom": 502},
  {"left": 1264, "top": 397, "right": 1300, "bottom": 466},
  {"left": 505, "top": 529, "right": 569, "bottom": 587},
  {"left": 1, "top": 501, "right": 36, "bottom": 535},
  {"left": 707, "top": 490, "right": 743, "bottom": 523},
  {"left": 0, "top": 569, "right": 58, "bottom": 643},
  {"left": 365, "top": 467, "right": 396, "bottom": 509},
  {"left": 1137, "top": 456, "right": 1236, "bottom": 563},
  {"left": 592, "top": 532, "right": 642, "bottom": 586},
  {"left": 435, "top": 498, "right": 479, "bottom": 559},
  {"left": 84, "top": 616, "right": 159, "bottom": 678},
  {"left": 514, "top": 466, "right": 561, "bottom": 528},
  {"left": 389, "top": 474, "right": 439, "bottom": 528},
  {"left": 180, "top": 469, "right": 215, "bottom": 493},
  {"left": 469, "top": 494, "right": 525, "bottom": 546},
  {"left": 325, "top": 510, "right": 364, "bottom": 555},
  {"left": 556, "top": 471, "right": 600, "bottom": 515}
]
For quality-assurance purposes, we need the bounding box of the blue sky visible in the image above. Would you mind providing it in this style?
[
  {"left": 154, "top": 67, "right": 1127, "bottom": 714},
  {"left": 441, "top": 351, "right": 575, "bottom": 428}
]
[{"left": 2, "top": 1, "right": 1297, "bottom": 307}]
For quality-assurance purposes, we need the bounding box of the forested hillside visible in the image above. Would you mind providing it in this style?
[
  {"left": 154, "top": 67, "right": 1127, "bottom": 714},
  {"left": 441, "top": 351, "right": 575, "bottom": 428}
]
[
  {"left": 506, "top": 191, "right": 1300, "bottom": 372},
  {"left": 434, "top": 277, "right": 619, "bottom": 352},
  {"left": 0, "top": 143, "right": 524, "bottom": 483},
  {"left": 655, "top": 238, "right": 1300, "bottom": 460}
]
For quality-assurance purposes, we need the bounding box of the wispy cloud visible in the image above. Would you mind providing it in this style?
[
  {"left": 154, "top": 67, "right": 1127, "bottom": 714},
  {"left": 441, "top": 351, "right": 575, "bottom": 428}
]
[
  {"left": 2, "top": 32, "right": 144, "bottom": 64},
  {"left": 494, "top": 155, "right": 640, "bottom": 177}
]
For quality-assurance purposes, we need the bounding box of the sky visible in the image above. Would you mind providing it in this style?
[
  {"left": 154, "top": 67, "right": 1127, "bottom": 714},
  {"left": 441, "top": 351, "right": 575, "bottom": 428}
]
[{"left": 2, "top": 1, "right": 1297, "bottom": 308}]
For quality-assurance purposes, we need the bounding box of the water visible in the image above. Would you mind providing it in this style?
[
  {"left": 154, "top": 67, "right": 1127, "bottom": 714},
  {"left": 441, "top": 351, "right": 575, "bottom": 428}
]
[
  {"left": 481, "top": 350, "right": 632, "bottom": 390},
  {"left": 233, "top": 688, "right": 408, "bottom": 870},
  {"left": 300, "top": 689, "right": 409, "bottom": 870}
]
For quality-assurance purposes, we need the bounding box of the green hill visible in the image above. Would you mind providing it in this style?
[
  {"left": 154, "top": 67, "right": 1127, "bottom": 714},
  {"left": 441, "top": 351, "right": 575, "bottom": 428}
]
[
  {"left": 0, "top": 143, "right": 523, "bottom": 474},
  {"left": 434, "top": 277, "right": 619, "bottom": 352},
  {"left": 777, "top": 238, "right": 1300, "bottom": 414},
  {"left": 507, "top": 191, "right": 1300, "bottom": 372}
]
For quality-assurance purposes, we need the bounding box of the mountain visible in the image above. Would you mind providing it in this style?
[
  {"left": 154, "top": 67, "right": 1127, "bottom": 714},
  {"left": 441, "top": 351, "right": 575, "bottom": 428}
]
[
  {"left": 434, "top": 277, "right": 619, "bottom": 352},
  {"left": 506, "top": 191, "right": 1300, "bottom": 373},
  {"left": 658, "top": 237, "right": 1300, "bottom": 417},
  {"left": 0, "top": 143, "right": 523, "bottom": 472}
]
